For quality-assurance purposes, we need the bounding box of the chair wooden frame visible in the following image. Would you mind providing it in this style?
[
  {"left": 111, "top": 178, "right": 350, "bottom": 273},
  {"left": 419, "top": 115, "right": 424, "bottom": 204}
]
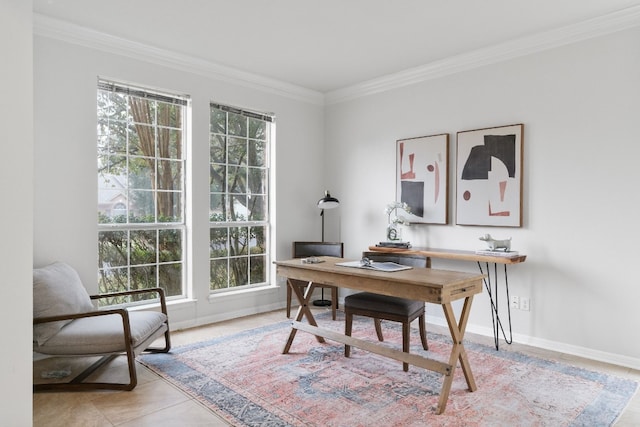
[
  {"left": 287, "top": 241, "right": 344, "bottom": 320},
  {"left": 33, "top": 287, "right": 171, "bottom": 392}
]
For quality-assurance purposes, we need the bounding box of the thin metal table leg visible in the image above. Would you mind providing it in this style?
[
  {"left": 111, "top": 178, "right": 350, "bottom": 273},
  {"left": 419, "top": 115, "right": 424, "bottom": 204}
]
[{"left": 477, "top": 262, "right": 513, "bottom": 350}]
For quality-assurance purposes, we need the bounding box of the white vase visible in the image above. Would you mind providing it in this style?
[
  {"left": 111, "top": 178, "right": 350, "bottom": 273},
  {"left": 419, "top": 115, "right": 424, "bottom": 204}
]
[{"left": 386, "top": 224, "right": 402, "bottom": 241}]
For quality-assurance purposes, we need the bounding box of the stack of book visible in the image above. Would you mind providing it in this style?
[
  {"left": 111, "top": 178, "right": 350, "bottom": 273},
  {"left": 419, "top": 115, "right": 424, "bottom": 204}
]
[
  {"left": 376, "top": 241, "right": 412, "bottom": 249},
  {"left": 475, "top": 249, "right": 520, "bottom": 258}
]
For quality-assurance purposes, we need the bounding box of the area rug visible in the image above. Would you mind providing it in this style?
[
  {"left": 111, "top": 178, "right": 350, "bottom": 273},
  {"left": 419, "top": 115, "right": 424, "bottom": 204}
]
[{"left": 139, "top": 313, "right": 637, "bottom": 426}]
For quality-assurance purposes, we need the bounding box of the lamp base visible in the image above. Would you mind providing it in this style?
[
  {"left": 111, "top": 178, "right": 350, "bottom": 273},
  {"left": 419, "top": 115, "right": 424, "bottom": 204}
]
[{"left": 312, "top": 299, "right": 332, "bottom": 307}]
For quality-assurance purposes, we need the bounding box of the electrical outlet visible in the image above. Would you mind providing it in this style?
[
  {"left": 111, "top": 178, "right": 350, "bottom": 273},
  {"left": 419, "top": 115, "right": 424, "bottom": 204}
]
[
  {"left": 510, "top": 295, "right": 519, "bottom": 309},
  {"left": 520, "top": 297, "right": 530, "bottom": 311}
]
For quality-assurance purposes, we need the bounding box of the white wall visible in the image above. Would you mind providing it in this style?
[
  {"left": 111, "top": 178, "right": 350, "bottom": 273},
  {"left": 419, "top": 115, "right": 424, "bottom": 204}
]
[
  {"left": 0, "top": 0, "right": 33, "bottom": 425},
  {"left": 32, "top": 17, "right": 640, "bottom": 370},
  {"left": 33, "top": 36, "right": 326, "bottom": 328},
  {"left": 325, "top": 27, "right": 640, "bottom": 366}
]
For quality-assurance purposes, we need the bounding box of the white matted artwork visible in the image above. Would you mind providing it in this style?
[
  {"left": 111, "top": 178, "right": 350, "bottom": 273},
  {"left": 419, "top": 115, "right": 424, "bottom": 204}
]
[
  {"left": 396, "top": 133, "right": 449, "bottom": 224},
  {"left": 456, "top": 124, "right": 523, "bottom": 227}
]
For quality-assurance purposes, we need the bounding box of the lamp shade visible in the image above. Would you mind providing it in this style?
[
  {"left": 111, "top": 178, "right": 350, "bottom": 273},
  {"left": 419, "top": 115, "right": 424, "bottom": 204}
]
[{"left": 317, "top": 191, "right": 339, "bottom": 209}]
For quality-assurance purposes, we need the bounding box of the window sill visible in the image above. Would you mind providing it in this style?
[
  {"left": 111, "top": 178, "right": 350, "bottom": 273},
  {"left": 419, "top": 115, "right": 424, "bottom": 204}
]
[{"left": 207, "top": 284, "right": 279, "bottom": 303}]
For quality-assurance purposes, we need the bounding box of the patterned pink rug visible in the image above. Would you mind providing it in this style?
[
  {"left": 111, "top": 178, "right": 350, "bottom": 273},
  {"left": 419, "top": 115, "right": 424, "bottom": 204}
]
[{"left": 140, "top": 313, "right": 637, "bottom": 426}]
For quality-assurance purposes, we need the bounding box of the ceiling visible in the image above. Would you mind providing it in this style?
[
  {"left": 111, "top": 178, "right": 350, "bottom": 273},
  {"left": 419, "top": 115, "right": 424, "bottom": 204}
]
[{"left": 33, "top": 0, "right": 640, "bottom": 93}]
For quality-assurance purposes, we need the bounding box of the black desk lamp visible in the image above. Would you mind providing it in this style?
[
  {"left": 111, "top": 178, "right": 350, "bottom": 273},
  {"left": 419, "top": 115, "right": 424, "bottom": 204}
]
[{"left": 314, "top": 190, "right": 340, "bottom": 306}]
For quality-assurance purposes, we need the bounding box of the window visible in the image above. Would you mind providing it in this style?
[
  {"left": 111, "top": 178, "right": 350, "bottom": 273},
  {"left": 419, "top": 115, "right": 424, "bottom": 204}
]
[
  {"left": 209, "top": 103, "right": 273, "bottom": 291},
  {"left": 97, "top": 79, "right": 188, "bottom": 302}
]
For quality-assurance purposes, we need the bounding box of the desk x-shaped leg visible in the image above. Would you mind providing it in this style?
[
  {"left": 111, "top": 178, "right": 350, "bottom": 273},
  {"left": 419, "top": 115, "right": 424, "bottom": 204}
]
[
  {"left": 437, "top": 296, "right": 477, "bottom": 414},
  {"left": 283, "top": 278, "right": 325, "bottom": 354}
]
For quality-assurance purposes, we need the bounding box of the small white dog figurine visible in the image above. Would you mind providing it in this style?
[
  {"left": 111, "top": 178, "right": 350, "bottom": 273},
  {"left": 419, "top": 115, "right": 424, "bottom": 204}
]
[{"left": 479, "top": 234, "right": 511, "bottom": 251}]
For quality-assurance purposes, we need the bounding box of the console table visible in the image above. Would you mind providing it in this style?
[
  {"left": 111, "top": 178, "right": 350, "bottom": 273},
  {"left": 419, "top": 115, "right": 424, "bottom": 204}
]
[{"left": 368, "top": 246, "right": 527, "bottom": 350}]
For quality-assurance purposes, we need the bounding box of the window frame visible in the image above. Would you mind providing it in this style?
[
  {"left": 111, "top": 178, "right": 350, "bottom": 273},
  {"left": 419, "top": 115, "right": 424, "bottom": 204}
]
[
  {"left": 209, "top": 102, "right": 274, "bottom": 293},
  {"left": 97, "top": 78, "right": 190, "bottom": 302}
]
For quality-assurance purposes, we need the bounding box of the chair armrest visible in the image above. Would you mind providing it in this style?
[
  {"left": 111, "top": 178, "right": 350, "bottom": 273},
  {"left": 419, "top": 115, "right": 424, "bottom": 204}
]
[
  {"left": 90, "top": 287, "right": 168, "bottom": 315},
  {"left": 33, "top": 307, "right": 129, "bottom": 325}
]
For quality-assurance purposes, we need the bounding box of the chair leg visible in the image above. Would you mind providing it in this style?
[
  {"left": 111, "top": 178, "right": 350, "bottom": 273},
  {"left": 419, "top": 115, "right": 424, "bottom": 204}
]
[
  {"left": 419, "top": 313, "right": 428, "bottom": 351},
  {"left": 331, "top": 287, "right": 338, "bottom": 320},
  {"left": 286, "top": 285, "right": 292, "bottom": 318},
  {"left": 402, "top": 321, "right": 410, "bottom": 372},
  {"left": 374, "top": 318, "right": 384, "bottom": 342},
  {"left": 345, "top": 312, "right": 353, "bottom": 357}
]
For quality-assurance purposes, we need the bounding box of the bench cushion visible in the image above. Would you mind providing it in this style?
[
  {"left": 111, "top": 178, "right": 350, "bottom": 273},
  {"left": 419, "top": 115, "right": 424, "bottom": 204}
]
[
  {"left": 345, "top": 292, "right": 424, "bottom": 317},
  {"left": 34, "top": 311, "right": 168, "bottom": 355}
]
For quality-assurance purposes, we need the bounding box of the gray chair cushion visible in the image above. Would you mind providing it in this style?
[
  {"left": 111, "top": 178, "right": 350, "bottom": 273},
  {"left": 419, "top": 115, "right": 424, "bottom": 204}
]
[
  {"left": 34, "top": 311, "right": 168, "bottom": 355},
  {"left": 345, "top": 292, "right": 424, "bottom": 316},
  {"left": 33, "top": 262, "right": 96, "bottom": 345}
]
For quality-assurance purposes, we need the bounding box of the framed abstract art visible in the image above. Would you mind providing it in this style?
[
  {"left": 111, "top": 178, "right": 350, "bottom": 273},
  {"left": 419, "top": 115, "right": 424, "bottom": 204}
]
[
  {"left": 456, "top": 124, "right": 523, "bottom": 227},
  {"left": 395, "top": 133, "right": 449, "bottom": 224}
]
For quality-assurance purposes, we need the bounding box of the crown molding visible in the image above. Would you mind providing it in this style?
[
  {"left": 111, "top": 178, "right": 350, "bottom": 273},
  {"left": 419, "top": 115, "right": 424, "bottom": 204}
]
[
  {"left": 325, "top": 6, "right": 640, "bottom": 105},
  {"left": 33, "top": 13, "right": 325, "bottom": 106},
  {"left": 34, "top": 6, "right": 640, "bottom": 107}
]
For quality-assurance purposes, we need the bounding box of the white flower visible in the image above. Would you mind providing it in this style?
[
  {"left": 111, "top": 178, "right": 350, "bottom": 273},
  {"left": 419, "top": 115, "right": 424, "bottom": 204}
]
[{"left": 385, "top": 201, "right": 411, "bottom": 225}]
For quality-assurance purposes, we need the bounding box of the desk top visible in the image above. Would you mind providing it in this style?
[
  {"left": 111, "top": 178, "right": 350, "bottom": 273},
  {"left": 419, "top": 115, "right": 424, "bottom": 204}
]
[
  {"left": 368, "top": 246, "right": 527, "bottom": 264},
  {"left": 275, "top": 256, "right": 484, "bottom": 304}
]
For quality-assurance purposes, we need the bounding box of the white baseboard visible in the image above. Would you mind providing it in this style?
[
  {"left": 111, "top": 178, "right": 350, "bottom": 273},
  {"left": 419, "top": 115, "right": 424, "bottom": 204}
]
[{"left": 427, "top": 315, "right": 640, "bottom": 371}]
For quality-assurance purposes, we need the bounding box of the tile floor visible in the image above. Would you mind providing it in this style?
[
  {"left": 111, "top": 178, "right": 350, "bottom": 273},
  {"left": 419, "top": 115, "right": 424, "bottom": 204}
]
[{"left": 33, "top": 307, "right": 640, "bottom": 426}]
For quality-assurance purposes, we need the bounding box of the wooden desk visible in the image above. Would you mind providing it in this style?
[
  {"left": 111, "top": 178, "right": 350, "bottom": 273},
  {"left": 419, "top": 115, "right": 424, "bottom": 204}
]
[
  {"left": 275, "top": 256, "right": 485, "bottom": 415},
  {"left": 368, "top": 246, "right": 527, "bottom": 350}
]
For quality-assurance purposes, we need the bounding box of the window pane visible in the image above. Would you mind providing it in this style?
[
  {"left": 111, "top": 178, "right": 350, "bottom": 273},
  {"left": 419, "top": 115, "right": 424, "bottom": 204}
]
[
  {"left": 98, "top": 161, "right": 128, "bottom": 224},
  {"left": 248, "top": 140, "right": 265, "bottom": 167},
  {"left": 159, "top": 263, "right": 182, "bottom": 297},
  {"left": 158, "top": 160, "right": 181, "bottom": 190},
  {"left": 159, "top": 229, "right": 182, "bottom": 262},
  {"left": 157, "top": 102, "right": 181, "bottom": 129},
  {"left": 228, "top": 137, "right": 247, "bottom": 165},
  {"left": 210, "top": 164, "right": 226, "bottom": 192},
  {"left": 210, "top": 259, "right": 228, "bottom": 290},
  {"left": 130, "top": 265, "right": 156, "bottom": 290},
  {"left": 98, "top": 133, "right": 126, "bottom": 156},
  {"left": 229, "top": 257, "right": 248, "bottom": 287},
  {"left": 210, "top": 134, "right": 226, "bottom": 163},
  {"left": 210, "top": 108, "right": 226, "bottom": 134},
  {"left": 98, "top": 266, "right": 128, "bottom": 295},
  {"left": 210, "top": 227, "right": 229, "bottom": 257},
  {"left": 231, "top": 194, "right": 248, "bottom": 221},
  {"left": 228, "top": 112, "right": 246, "bottom": 136},
  {"left": 130, "top": 230, "right": 156, "bottom": 265},
  {"left": 229, "top": 226, "right": 248, "bottom": 256},
  {"left": 128, "top": 123, "right": 155, "bottom": 157},
  {"left": 157, "top": 191, "right": 182, "bottom": 223},
  {"left": 248, "top": 167, "right": 266, "bottom": 194},
  {"left": 248, "top": 195, "right": 266, "bottom": 221},
  {"left": 250, "top": 255, "right": 266, "bottom": 284},
  {"left": 228, "top": 166, "right": 246, "bottom": 194},
  {"left": 129, "top": 157, "right": 154, "bottom": 190},
  {"left": 250, "top": 226, "right": 266, "bottom": 254},
  {"left": 248, "top": 118, "right": 266, "bottom": 140},
  {"left": 129, "top": 190, "right": 155, "bottom": 222},
  {"left": 210, "top": 194, "right": 226, "bottom": 222},
  {"left": 98, "top": 230, "right": 128, "bottom": 267}
]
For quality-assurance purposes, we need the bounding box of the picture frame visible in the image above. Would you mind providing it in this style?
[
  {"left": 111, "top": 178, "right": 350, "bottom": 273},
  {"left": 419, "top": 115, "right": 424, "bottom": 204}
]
[
  {"left": 456, "top": 124, "right": 523, "bottom": 227},
  {"left": 395, "top": 133, "right": 449, "bottom": 224}
]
